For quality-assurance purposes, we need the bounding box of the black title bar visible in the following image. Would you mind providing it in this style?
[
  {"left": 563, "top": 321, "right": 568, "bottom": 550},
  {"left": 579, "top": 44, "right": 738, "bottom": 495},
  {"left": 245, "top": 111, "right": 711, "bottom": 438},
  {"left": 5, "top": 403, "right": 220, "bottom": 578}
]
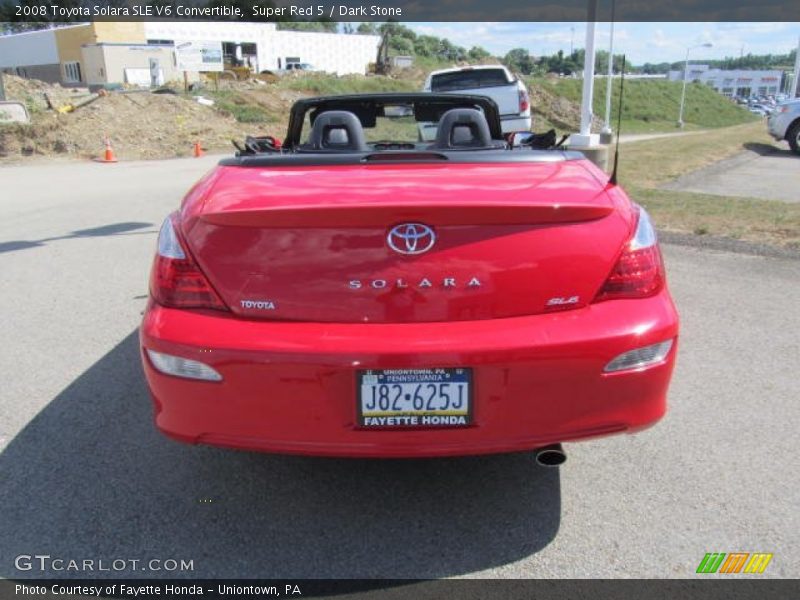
[
  {"left": 3, "top": 579, "right": 800, "bottom": 600},
  {"left": 1, "top": 0, "right": 799, "bottom": 23}
]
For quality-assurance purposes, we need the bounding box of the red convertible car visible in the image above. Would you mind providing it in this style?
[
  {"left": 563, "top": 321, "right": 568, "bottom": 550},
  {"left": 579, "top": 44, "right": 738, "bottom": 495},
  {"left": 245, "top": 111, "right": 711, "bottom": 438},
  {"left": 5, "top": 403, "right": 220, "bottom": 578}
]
[{"left": 140, "top": 93, "right": 678, "bottom": 461}]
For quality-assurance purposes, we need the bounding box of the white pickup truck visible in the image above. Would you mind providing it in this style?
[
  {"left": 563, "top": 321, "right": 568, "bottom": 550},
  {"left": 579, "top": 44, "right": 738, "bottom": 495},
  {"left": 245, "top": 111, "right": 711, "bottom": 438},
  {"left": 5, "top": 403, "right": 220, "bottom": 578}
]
[{"left": 419, "top": 65, "right": 531, "bottom": 141}]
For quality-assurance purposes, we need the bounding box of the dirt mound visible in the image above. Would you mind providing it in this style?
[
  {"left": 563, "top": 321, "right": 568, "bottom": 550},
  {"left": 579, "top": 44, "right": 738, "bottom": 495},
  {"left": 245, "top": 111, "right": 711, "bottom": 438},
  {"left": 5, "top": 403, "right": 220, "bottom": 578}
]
[
  {"left": 0, "top": 75, "right": 285, "bottom": 161},
  {"left": 528, "top": 84, "right": 603, "bottom": 132},
  {"left": 4, "top": 74, "right": 85, "bottom": 112}
]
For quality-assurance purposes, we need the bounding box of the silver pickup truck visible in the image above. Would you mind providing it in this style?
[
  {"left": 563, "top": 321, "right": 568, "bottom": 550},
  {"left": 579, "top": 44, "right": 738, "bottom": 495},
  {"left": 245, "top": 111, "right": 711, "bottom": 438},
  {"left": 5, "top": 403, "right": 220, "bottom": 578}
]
[
  {"left": 767, "top": 99, "right": 800, "bottom": 155},
  {"left": 418, "top": 65, "right": 531, "bottom": 141}
]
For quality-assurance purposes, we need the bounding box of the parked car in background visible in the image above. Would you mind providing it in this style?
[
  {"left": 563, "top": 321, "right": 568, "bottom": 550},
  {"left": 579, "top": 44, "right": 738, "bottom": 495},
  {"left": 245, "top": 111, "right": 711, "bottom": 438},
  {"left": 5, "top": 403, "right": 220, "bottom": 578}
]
[
  {"left": 286, "top": 62, "right": 318, "bottom": 72},
  {"left": 749, "top": 103, "right": 774, "bottom": 116},
  {"left": 261, "top": 62, "right": 319, "bottom": 77},
  {"left": 418, "top": 65, "right": 531, "bottom": 141},
  {"left": 768, "top": 99, "right": 800, "bottom": 155}
]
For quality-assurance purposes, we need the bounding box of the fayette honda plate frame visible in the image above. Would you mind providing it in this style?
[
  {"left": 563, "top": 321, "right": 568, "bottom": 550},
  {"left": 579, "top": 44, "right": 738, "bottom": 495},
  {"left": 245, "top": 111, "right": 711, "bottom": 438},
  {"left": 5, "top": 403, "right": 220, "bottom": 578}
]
[{"left": 357, "top": 368, "right": 473, "bottom": 429}]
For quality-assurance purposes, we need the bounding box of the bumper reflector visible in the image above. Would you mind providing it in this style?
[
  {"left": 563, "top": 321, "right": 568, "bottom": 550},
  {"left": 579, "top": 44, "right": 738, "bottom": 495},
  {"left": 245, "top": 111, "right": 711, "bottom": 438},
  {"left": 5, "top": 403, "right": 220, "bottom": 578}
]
[
  {"left": 146, "top": 349, "right": 222, "bottom": 381},
  {"left": 604, "top": 339, "right": 674, "bottom": 373}
]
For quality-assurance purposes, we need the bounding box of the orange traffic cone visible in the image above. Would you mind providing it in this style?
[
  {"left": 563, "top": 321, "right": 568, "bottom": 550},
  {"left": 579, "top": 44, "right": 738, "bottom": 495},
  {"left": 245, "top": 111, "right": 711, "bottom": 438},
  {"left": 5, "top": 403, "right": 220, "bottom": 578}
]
[
  {"left": 94, "top": 137, "right": 118, "bottom": 163},
  {"left": 193, "top": 141, "right": 204, "bottom": 158}
]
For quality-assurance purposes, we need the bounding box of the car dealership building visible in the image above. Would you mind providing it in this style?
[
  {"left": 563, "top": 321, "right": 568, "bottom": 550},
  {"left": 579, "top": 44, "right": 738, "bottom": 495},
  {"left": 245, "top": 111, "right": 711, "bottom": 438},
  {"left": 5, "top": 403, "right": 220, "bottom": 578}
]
[{"left": 667, "top": 64, "right": 784, "bottom": 97}]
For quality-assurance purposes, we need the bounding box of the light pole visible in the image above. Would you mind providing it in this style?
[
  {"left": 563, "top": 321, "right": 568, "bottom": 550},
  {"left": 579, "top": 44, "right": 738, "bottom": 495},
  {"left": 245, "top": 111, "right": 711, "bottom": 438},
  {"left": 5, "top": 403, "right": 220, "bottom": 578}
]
[
  {"left": 792, "top": 35, "right": 800, "bottom": 98},
  {"left": 568, "top": 0, "right": 606, "bottom": 170},
  {"left": 577, "top": 9, "right": 598, "bottom": 142},
  {"left": 602, "top": 1, "right": 617, "bottom": 137},
  {"left": 678, "top": 42, "right": 712, "bottom": 128}
]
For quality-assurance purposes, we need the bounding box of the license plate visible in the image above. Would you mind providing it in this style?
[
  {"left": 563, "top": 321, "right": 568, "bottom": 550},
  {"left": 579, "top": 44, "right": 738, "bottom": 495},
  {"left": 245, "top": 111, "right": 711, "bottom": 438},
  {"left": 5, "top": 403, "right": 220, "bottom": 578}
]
[{"left": 357, "top": 368, "right": 472, "bottom": 429}]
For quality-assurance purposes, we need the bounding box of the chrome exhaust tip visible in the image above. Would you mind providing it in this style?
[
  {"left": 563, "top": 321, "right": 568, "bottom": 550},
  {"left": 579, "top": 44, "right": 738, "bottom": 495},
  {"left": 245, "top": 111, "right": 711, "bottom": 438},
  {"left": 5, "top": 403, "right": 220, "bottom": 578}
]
[{"left": 535, "top": 443, "right": 566, "bottom": 467}]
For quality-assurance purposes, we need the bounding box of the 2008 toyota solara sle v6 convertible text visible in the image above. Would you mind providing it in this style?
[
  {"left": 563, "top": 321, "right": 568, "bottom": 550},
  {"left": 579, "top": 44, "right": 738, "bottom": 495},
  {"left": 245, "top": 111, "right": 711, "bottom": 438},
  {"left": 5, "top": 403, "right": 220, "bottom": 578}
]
[{"left": 140, "top": 93, "right": 679, "bottom": 460}]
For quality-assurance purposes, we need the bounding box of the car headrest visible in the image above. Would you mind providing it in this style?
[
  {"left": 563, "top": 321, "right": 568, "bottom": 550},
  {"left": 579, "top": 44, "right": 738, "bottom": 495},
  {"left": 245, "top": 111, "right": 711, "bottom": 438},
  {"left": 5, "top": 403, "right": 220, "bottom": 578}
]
[
  {"left": 432, "top": 108, "right": 494, "bottom": 149},
  {"left": 308, "top": 110, "right": 368, "bottom": 152}
]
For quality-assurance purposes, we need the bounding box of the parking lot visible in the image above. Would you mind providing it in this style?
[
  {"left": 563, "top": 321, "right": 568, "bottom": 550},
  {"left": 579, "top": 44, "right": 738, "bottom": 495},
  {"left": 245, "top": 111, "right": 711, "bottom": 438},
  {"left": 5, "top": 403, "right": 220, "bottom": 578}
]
[
  {"left": 663, "top": 141, "right": 800, "bottom": 202},
  {"left": 0, "top": 156, "right": 798, "bottom": 579}
]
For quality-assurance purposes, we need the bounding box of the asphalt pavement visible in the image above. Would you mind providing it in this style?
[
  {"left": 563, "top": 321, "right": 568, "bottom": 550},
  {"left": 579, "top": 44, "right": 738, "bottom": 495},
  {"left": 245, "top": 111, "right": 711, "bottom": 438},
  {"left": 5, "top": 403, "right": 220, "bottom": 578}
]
[
  {"left": 662, "top": 141, "right": 800, "bottom": 202},
  {"left": 0, "top": 156, "right": 798, "bottom": 579},
  {"left": 618, "top": 130, "right": 706, "bottom": 144}
]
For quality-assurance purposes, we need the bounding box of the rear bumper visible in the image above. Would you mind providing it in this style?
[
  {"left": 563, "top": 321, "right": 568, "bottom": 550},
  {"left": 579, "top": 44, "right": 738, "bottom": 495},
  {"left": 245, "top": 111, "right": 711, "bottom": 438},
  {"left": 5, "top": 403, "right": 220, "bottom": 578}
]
[
  {"left": 767, "top": 120, "right": 784, "bottom": 140},
  {"left": 419, "top": 115, "right": 532, "bottom": 141},
  {"left": 499, "top": 115, "right": 532, "bottom": 133},
  {"left": 767, "top": 114, "right": 790, "bottom": 140},
  {"left": 140, "top": 292, "right": 678, "bottom": 457}
]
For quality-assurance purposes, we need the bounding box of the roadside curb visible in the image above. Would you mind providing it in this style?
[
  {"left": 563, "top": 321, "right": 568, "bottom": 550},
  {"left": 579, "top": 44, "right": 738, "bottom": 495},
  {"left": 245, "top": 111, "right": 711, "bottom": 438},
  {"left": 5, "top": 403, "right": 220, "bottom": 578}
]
[{"left": 660, "top": 230, "right": 800, "bottom": 261}]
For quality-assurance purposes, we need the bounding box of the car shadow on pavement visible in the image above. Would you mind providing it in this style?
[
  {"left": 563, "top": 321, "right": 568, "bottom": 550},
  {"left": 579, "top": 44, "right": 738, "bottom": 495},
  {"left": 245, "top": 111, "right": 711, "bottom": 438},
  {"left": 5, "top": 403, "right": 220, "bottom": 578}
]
[
  {"left": 0, "top": 222, "right": 154, "bottom": 255},
  {"left": 0, "top": 332, "right": 561, "bottom": 579},
  {"left": 743, "top": 142, "right": 796, "bottom": 158}
]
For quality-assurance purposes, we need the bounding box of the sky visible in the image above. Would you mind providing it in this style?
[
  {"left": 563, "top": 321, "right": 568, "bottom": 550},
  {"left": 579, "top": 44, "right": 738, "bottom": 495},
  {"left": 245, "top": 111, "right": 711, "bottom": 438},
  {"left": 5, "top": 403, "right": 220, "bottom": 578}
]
[{"left": 407, "top": 22, "right": 800, "bottom": 65}]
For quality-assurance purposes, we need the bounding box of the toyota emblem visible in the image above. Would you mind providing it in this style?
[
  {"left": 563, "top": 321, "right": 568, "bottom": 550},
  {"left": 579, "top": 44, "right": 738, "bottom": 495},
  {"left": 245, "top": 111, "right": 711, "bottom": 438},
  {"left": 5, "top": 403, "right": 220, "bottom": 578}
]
[{"left": 387, "top": 223, "right": 436, "bottom": 255}]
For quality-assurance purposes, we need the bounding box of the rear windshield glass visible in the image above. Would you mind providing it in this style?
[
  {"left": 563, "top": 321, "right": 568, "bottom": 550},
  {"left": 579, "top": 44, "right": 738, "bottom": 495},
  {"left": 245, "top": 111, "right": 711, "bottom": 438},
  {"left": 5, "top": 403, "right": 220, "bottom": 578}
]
[{"left": 431, "top": 69, "right": 510, "bottom": 92}]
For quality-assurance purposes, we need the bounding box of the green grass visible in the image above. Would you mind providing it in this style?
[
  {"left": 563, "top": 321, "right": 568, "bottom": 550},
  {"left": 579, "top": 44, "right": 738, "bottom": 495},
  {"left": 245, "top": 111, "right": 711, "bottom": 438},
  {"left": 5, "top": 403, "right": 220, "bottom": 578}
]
[
  {"left": 197, "top": 90, "right": 276, "bottom": 123},
  {"left": 405, "top": 55, "right": 456, "bottom": 71},
  {"left": 23, "top": 94, "right": 44, "bottom": 116},
  {"left": 275, "top": 73, "right": 417, "bottom": 95},
  {"left": 616, "top": 122, "right": 769, "bottom": 187},
  {"left": 528, "top": 77, "right": 759, "bottom": 133},
  {"left": 635, "top": 187, "right": 800, "bottom": 249}
]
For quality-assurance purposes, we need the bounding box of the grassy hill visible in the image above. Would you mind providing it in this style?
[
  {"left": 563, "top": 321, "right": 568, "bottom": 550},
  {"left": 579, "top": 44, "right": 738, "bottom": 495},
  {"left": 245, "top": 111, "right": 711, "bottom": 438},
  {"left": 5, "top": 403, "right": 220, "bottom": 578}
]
[
  {"left": 274, "top": 73, "right": 418, "bottom": 96},
  {"left": 528, "top": 77, "right": 759, "bottom": 133}
]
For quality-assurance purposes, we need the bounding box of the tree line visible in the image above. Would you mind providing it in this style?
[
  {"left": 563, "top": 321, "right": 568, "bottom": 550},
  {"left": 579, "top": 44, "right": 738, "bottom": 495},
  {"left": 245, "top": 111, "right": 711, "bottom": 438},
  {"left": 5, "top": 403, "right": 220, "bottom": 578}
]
[
  {"left": 355, "top": 22, "right": 493, "bottom": 63},
  {"left": 639, "top": 50, "right": 798, "bottom": 74}
]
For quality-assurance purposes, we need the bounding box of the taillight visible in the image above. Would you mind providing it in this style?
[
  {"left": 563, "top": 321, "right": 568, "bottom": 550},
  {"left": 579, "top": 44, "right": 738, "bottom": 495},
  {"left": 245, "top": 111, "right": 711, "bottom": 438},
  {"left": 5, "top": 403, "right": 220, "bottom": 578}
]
[
  {"left": 604, "top": 340, "right": 674, "bottom": 373},
  {"left": 149, "top": 214, "right": 228, "bottom": 311},
  {"left": 519, "top": 88, "right": 530, "bottom": 113},
  {"left": 594, "top": 206, "right": 665, "bottom": 302},
  {"left": 146, "top": 349, "right": 223, "bottom": 381}
]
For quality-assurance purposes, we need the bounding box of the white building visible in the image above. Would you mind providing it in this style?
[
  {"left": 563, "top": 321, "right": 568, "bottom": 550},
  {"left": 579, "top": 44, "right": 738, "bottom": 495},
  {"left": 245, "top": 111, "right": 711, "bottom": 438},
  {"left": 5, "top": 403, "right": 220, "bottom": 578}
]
[
  {"left": 0, "top": 22, "right": 380, "bottom": 87},
  {"left": 667, "top": 64, "right": 783, "bottom": 98},
  {"left": 143, "top": 22, "right": 380, "bottom": 75}
]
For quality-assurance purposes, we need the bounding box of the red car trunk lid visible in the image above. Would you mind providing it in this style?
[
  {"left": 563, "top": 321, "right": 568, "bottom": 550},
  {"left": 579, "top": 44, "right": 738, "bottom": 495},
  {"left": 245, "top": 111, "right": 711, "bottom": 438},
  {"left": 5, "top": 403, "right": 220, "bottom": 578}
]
[{"left": 183, "top": 161, "right": 629, "bottom": 323}]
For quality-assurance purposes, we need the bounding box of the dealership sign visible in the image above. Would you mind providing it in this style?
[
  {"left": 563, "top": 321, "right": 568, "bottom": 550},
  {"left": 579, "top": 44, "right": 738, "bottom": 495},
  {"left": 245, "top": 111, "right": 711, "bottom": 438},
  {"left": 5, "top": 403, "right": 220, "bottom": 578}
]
[{"left": 174, "top": 41, "right": 224, "bottom": 72}]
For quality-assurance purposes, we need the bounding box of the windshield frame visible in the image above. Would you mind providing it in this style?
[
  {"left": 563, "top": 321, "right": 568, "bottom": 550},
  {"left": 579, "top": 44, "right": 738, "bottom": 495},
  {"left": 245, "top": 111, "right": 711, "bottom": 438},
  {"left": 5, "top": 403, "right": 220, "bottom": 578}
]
[{"left": 283, "top": 93, "right": 504, "bottom": 150}]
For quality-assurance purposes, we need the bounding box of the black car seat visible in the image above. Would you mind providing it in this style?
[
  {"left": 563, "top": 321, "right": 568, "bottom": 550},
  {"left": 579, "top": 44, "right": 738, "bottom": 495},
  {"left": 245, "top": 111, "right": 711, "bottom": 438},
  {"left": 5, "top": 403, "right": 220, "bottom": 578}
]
[
  {"left": 431, "top": 108, "right": 496, "bottom": 149},
  {"left": 306, "top": 110, "right": 368, "bottom": 152}
]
